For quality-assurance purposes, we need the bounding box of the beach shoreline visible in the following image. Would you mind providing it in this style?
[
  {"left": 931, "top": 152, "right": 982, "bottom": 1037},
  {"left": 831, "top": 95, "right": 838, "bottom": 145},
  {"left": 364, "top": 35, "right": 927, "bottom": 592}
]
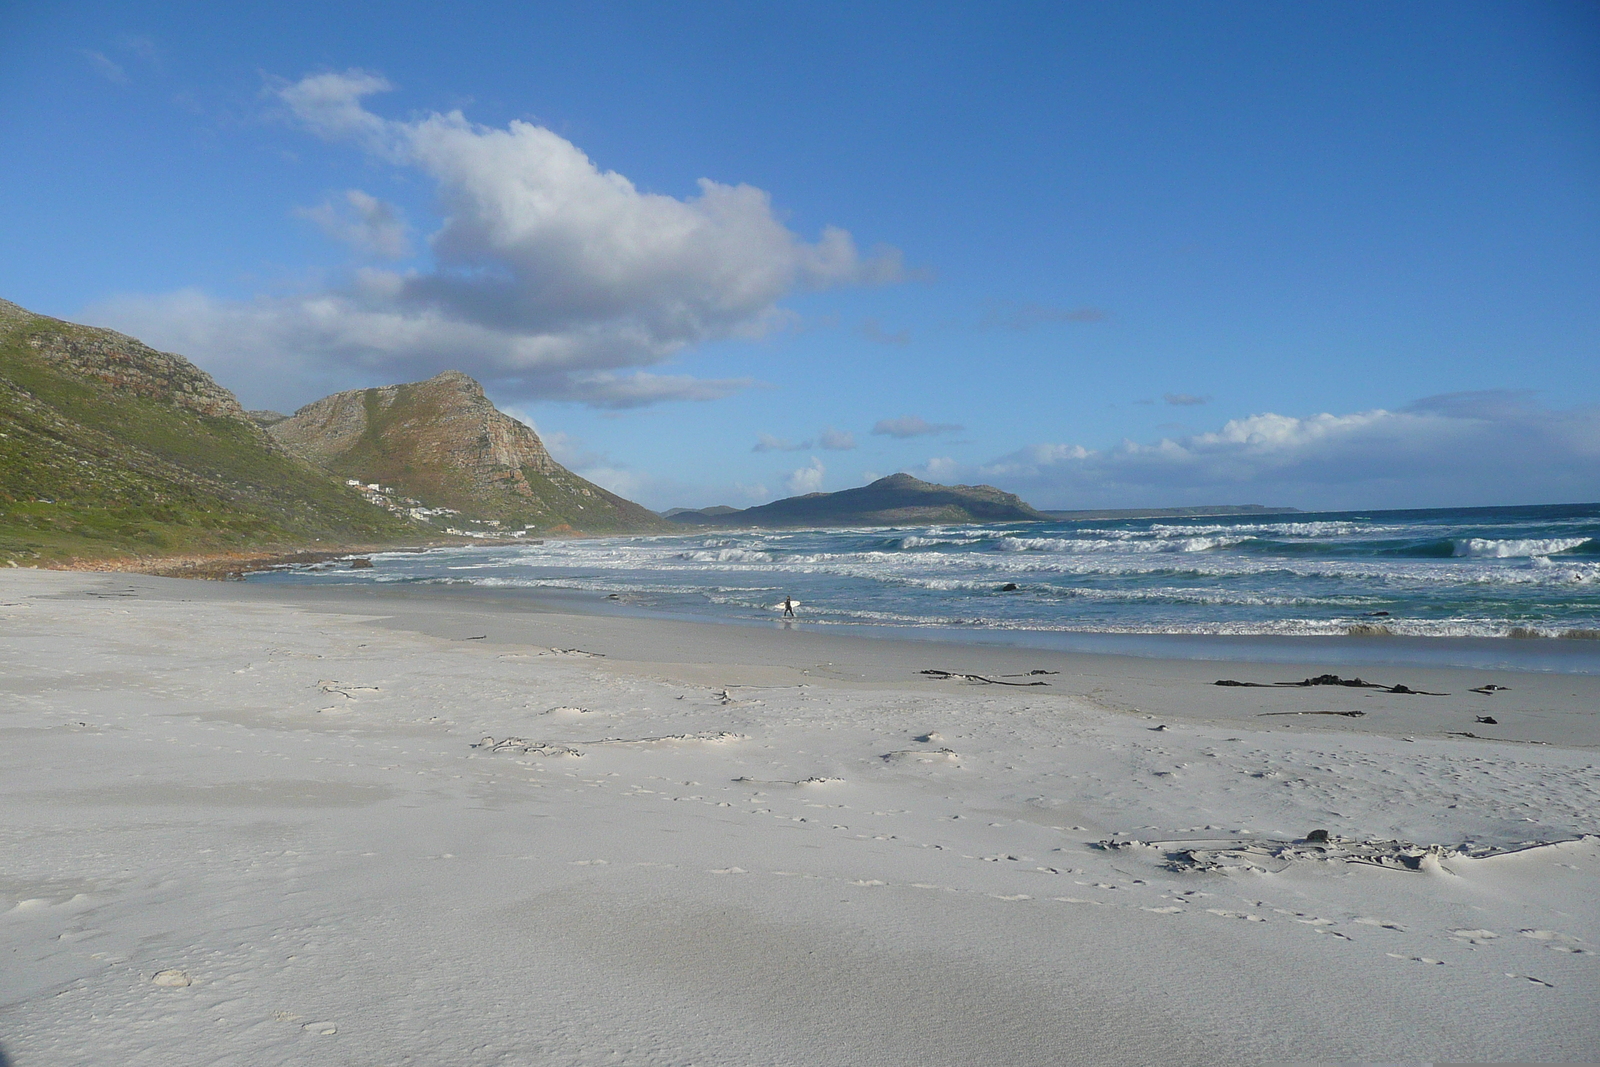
[{"left": 4, "top": 568, "right": 1597, "bottom": 1064}]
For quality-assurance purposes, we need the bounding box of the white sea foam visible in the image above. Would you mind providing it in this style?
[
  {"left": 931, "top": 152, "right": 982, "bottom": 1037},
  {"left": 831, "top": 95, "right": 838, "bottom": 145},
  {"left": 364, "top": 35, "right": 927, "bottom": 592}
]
[
  {"left": 262, "top": 510, "right": 1600, "bottom": 641},
  {"left": 680, "top": 548, "right": 775, "bottom": 563},
  {"left": 1454, "top": 537, "right": 1590, "bottom": 558},
  {"left": 996, "top": 535, "right": 1250, "bottom": 554}
]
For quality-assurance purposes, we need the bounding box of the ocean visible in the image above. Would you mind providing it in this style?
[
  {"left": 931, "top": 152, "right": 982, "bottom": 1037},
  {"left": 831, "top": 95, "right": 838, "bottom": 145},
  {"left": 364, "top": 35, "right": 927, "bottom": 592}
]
[{"left": 252, "top": 501, "right": 1600, "bottom": 667}]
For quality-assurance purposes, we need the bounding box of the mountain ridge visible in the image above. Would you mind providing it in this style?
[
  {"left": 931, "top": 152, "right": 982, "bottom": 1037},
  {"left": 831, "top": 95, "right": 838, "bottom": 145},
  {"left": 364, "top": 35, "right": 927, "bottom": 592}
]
[
  {"left": 667, "top": 473, "right": 1047, "bottom": 528},
  {"left": 0, "top": 298, "right": 418, "bottom": 564},
  {"left": 267, "top": 371, "right": 662, "bottom": 534}
]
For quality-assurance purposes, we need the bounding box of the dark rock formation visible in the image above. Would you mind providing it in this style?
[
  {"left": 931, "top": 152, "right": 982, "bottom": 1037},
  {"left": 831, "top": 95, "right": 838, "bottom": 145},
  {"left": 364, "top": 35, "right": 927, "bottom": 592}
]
[{"left": 0, "top": 298, "right": 249, "bottom": 422}]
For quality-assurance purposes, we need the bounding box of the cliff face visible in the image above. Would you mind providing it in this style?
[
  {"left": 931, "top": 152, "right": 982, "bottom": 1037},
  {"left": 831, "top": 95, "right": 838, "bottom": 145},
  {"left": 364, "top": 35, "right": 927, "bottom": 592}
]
[
  {"left": 269, "top": 371, "right": 661, "bottom": 533},
  {"left": 0, "top": 299, "right": 249, "bottom": 422}
]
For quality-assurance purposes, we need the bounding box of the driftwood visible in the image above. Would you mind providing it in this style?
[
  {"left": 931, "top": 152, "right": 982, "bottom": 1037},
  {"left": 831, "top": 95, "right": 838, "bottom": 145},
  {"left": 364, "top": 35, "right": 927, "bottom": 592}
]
[
  {"left": 1446, "top": 731, "right": 1549, "bottom": 745},
  {"left": 1470, "top": 684, "right": 1510, "bottom": 694},
  {"left": 921, "top": 669, "right": 1050, "bottom": 687},
  {"left": 1215, "top": 674, "right": 1446, "bottom": 695}
]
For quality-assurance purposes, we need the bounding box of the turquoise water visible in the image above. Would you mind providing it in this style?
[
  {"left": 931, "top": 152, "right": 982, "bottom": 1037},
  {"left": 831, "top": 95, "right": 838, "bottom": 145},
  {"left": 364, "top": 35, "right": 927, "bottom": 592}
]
[{"left": 255, "top": 502, "right": 1600, "bottom": 644}]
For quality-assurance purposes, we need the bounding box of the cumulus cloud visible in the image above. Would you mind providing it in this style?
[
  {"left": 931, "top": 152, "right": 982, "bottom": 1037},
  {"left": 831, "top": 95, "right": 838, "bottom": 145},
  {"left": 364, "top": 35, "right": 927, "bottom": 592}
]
[
  {"left": 294, "top": 189, "right": 411, "bottom": 258},
  {"left": 872, "top": 415, "right": 964, "bottom": 439},
  {"left": 785, "top": 458, "right": 826, "bottom": 495},
  {"left": 917, "top": 456, "right": 962, "bottom": 480},
  {"left": 90, "top": 68, "right": 905, "bottom": 411},
  {"left": 753, "top": 427, "right": 856, "bottom": 452},
  {"left": 974, "top": 391, "right": 1600, "bottom": 510},
  {"left": 753, "top": 434, "right": 808, "bottom": 453},
  {"left": 817, "top": 427, "right": 856, "bottom": 450},
  {"left": 1163, "top": 392, "right": 1209, "bottom": 406}
]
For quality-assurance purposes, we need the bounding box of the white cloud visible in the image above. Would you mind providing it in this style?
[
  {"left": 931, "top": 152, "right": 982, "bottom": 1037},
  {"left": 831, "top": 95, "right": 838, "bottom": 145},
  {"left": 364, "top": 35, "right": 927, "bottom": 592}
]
[
  {"left": 559, "top": 371, "right": 755, "bottom": 409},
  {"left": 753, "top": 434, "right": 808, "bottom": 453},
  {"left": 294, "top": 189, "right": 411, "bottom": 258},
  {"left": 817, "top": 427, "right": 856, "bottom": 450},
  {"left": 90, "top": 68, "right": 905, "bottom": 411},
  {"left": 917, "top": 456, "right": 961, "bottom": 480},
  {"left": 975, "top": 392, "right": 1600, "bottom": 510},
  {"left": 754, "top": 427, "right": 856, "bottom": 452},
  {"left": 785, "top": 458, "right": 826, "bottom": 495},
  {"left": 872, "top": 415, "right": 964, "bottom": 438}
]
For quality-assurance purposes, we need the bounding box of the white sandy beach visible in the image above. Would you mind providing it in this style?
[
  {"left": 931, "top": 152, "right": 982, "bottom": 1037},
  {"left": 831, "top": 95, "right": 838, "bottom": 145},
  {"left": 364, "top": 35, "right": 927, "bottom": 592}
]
[{"left": 2, "top": 568, "right": 1597, "bottom": 1065}]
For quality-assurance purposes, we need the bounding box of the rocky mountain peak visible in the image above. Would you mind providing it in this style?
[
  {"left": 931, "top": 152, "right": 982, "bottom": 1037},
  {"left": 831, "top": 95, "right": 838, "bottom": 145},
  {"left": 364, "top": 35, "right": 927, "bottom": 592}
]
[
  {"left": 3, "top": 304, "right": 249, "bottom": 422},
  {"left": 267, "top": 371, "right": 659, "bottom": 532}
]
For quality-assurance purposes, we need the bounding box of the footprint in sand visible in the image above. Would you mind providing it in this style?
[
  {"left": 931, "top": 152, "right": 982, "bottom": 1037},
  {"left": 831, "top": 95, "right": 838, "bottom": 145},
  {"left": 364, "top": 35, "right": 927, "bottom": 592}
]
[
  {"left": 151, "top": 969, "right": 191, "bottom": 987},
  {"left": 1520, "top": 929, "right": 1584, "bottom": 952},
  {"left": 1452, "top": 929, "right": 1499, "bottom": 944},
  {"left": 881, "top": 748, "right": 960, "bottom": 764},
  {"left": 1506, "top": 973, "right": 1555, "bottom": 987},
  {"left": 1355, "top": 917, "right": 1406, "bottom": 931},
  {"left": 1387, "top": 953, "right": 1444, "bottom": 965}
]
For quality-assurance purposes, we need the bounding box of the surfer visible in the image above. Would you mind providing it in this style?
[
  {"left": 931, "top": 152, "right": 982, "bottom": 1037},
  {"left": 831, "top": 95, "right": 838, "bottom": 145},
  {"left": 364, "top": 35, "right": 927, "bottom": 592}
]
[{"left": 782, "top": 595, "right": 797, "bottom": 618}]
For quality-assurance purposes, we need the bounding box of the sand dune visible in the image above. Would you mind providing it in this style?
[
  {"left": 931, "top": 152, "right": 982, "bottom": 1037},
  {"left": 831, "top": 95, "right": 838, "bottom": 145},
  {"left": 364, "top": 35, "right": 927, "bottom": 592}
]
[{"left": 2, "top": 569, "right": 1596, "bottom": 1065}]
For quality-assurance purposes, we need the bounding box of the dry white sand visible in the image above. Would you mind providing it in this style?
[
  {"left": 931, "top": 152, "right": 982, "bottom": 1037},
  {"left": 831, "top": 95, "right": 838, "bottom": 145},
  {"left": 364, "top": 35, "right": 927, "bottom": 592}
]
[{"left": 3, "top": 569, "right": 1597, "bottom": 1065}]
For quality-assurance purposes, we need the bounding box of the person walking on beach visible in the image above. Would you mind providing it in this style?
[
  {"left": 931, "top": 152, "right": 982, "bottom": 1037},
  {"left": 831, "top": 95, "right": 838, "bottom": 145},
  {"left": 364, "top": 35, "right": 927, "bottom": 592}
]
[{"left": 782, "top": 595, "right": 797, "bottom": 618}]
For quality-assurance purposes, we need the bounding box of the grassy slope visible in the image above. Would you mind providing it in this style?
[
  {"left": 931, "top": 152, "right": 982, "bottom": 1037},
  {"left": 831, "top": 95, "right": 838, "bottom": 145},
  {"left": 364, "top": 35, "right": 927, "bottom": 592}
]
[
  {"left": 314, "top": 383, "right": 664, "bottom": 534},
  {"left": 0, "top": 314, "right": 417, "bottom": 564}
]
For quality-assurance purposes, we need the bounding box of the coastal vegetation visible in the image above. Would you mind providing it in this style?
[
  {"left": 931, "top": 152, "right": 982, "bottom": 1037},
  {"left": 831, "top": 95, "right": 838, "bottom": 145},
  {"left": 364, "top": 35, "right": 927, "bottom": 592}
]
[
  {"left": 0, "top": 299, "right": 416, "bottom": 566},
  {"left": 0, "top": 300, "right": 670, "bottom": 568}
]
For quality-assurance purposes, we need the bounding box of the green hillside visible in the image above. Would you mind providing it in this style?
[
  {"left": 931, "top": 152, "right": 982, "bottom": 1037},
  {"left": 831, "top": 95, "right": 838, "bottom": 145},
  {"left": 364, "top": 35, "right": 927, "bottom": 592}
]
[{"left": 0, "top": 300, "right": 416, "bottom": 564}]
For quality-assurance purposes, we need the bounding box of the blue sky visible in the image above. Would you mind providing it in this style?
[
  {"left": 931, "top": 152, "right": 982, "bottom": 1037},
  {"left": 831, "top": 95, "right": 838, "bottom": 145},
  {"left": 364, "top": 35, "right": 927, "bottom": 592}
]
[{"left": 3, "top": 1, "right": 1598, "bottom": 511}]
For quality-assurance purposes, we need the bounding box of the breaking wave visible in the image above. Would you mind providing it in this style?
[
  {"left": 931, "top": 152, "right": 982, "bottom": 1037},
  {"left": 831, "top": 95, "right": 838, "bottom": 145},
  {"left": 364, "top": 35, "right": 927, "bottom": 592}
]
[
  {"left": 1454, "top": 537, "right": 1593, "bottom": 558},
  {"left": 261, "top": 502, "right": 1600, "bottom": 644}
]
